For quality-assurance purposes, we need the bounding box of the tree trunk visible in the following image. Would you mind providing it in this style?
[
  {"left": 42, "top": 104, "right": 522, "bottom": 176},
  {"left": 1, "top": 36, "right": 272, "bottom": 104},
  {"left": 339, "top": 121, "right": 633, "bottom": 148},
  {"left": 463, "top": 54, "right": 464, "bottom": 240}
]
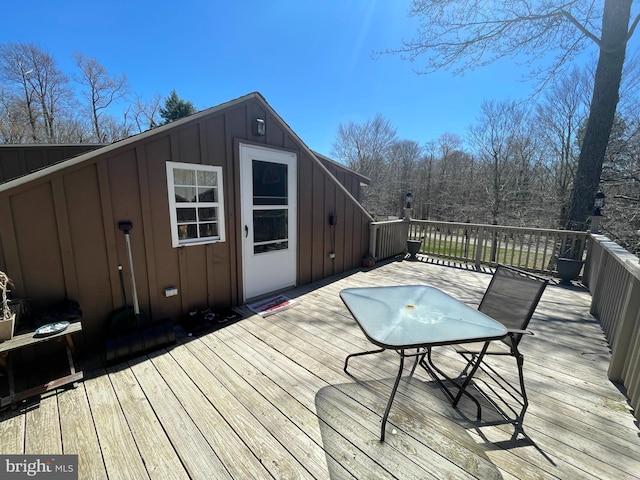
[{"left": 566, "top": 0, "right": 632, "bottom": 230}]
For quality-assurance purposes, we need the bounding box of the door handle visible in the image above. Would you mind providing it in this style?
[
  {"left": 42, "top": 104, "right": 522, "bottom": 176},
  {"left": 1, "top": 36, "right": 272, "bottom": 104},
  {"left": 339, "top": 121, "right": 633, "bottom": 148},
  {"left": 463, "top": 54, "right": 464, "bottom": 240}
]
[{"left": 244, "top": 225, "right": 248, "bottom": 238}]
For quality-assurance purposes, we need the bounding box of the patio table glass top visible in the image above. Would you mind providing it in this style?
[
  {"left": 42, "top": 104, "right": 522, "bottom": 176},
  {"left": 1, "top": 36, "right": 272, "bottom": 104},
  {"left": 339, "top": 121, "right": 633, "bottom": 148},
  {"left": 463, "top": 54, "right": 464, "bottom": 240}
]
[{"left": 340, "top": 285, "right": 507, "bottom": 349}]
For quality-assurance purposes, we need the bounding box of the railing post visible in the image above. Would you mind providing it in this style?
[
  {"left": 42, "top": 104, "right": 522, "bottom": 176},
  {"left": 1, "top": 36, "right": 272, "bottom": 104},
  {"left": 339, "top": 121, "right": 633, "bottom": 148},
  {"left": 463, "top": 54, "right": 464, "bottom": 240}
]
[
  {"left": 369, "top": 223, "right": 378, "bottom": 259},
  {"left": 474, "top": 228, "right": 484, "bottom": 269}
]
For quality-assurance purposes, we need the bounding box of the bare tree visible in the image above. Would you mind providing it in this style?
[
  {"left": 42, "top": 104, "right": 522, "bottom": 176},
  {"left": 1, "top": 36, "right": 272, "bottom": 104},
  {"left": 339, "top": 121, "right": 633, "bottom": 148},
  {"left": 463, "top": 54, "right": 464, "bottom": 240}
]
[
  {"left": 469, "top": 100, "right": 534, "bottom": 224},
  {"left": 331, "top": 114, "right": 398, "bottom": 216},
  {"left": 130, "top": 93, "right": 163, "bottom": 133},
  {"left": 430, "top": 133, "right": 474, "bottom": 221},
  {"left": 0, "top": 43, "right": 40, "bottom": 141},
  {"left": 0, "top": 43, "right": 73, "bottom": 143},
  {"left": 535, "top": 66, "right": 591, "bottom": 227},
  {"left": 0, "top": 90, "right": 29, "bottom": 143},
  {"left": 388, "top": 0, "right": 640, "bottom": 230},
  {"left": 386, "top": 140, "right": 423, "bottom": 215},
  {"left": 414, "top": 141, "right": 437, "bottom": 220},
  {"left": 73, "top": 53, "right": 129, "bottom": 142}
]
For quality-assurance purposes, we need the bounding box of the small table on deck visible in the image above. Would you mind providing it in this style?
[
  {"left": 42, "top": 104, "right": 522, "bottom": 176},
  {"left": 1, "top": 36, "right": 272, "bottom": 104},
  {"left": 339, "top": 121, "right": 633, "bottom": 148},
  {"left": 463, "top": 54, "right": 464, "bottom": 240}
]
[
  {"left": 340, "top": 285, "right": 507, "bottom": 441},
  {"left": 0, "top": 321, "right": 83, "bottom": 407}
]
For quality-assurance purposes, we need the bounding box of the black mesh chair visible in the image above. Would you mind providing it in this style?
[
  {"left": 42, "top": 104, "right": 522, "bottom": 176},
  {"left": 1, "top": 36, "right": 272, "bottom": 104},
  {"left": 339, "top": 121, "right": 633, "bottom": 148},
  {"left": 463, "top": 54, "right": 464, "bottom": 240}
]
[{"left": 456, "top": 265, "right": 548, "bottom": 424}]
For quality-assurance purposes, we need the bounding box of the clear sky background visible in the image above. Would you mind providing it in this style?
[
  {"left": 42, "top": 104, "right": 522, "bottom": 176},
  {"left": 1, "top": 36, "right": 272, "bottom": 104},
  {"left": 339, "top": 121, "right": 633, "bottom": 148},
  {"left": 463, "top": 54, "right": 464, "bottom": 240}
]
[{"left": 1, "top": 1, "right": 637, "bottom": 158}]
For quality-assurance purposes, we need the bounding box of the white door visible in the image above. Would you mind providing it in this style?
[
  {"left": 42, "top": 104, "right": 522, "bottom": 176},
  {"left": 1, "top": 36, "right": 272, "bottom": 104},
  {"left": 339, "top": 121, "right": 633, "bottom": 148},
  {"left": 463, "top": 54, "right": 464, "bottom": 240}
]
[{"left": 240, "top": 144, "right": 297, "bottom": 301}]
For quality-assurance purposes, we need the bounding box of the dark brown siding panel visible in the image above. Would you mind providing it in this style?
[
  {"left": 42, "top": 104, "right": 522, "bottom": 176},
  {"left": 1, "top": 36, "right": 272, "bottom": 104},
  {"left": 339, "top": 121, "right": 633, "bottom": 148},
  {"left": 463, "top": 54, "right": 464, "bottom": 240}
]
[
  {"left": 0, "top": 150, "right": 22, "bottom": 183},
  {"left": 184, "top": 247, "right": 208, "bottom": 311},
  {"left": 177, "top": 125, "right": 202, "bottom": 164},
  {"left": 11, "top": 183, "right": 66, "bottom": 305},
  {"left": 135, "top": 146, "right": 160, "bottom": 318},
  {"left": 96, "top": 159, "right": 121, "bottom": 312},
  {"left": 311, "top": 162, "right": 325, "bottom": 282},
  {"left": 0, "top": 197, "right": 23, "bottom": 291},
  {"left": 107, "top": 150, "right": 150, "bottom": 315},
  {"left": 143, "top": 136, "right": 180, "bottom": 320},
  {"left": 25, "top": 149, "right": 47, "bottom": 173},
  {"left": 0, "top": 145, "right": 103, "bottom": 183},
  {"left": 204, "top": 116, "right": 227, "bottom": 165},
  {"left": 298, "top": 153, "right": 313, "bottom": 285},
  {"left": 343, "top": 200, "right": 355, "bottom": 268},
  {"left": 335, "top": 190, "right": 346, "bottom": 273},
  {"left": 323, "top": 179, "right": 335, "bottom": 278},
  {"left": 64, "top": 165, "right": 113, "bottom": 339},
  {"left": 51, "top": 177, "right": 79, "bottom": 301}
]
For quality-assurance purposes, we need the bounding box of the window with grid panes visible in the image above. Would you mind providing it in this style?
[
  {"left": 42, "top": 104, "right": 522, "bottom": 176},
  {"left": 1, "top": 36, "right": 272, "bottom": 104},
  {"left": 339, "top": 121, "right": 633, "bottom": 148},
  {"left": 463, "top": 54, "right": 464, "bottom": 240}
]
[{"left": 166, "top": 161, "right": 226, "bottom": 247}]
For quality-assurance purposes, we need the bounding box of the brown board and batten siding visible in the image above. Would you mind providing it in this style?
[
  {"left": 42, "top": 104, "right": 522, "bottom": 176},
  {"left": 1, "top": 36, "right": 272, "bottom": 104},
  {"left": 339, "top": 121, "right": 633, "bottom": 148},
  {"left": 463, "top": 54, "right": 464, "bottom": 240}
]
[
  {"left": 0, "top": 144, "right": 105, "bottom": 184},
  {"left": 314, "top": 151, "right": 370, "bottom": 202},
  {"left": 0, "top": 92, "right": 372, "bottom": 348}
]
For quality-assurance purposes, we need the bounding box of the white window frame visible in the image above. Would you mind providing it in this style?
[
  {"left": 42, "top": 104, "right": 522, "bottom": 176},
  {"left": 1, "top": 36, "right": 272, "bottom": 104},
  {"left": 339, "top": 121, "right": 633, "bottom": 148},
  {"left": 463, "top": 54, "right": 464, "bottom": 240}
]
[{"left": 166, "top": 161, "right": 226, "bottom": 247}]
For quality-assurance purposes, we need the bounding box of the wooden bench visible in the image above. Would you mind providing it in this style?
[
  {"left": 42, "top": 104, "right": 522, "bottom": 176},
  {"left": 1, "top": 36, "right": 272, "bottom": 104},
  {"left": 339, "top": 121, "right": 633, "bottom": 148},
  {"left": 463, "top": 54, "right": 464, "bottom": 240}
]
[{"left": 0, "top": 321, "right": 83, "bottom": 407}]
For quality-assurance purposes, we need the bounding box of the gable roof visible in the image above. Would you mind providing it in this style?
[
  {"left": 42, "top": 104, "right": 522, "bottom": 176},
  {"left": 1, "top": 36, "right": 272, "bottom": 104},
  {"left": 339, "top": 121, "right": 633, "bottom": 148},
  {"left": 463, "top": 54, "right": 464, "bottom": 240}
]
[{"left": 0, "top": 92, "right": 374, "bottom": 222}]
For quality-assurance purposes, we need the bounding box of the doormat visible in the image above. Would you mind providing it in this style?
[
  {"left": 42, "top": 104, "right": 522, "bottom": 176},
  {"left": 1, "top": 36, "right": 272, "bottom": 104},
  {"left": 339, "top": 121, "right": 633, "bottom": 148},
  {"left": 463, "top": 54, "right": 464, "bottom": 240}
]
[{"left": 247, "top": 295, "right": 296, "bottom": 317}]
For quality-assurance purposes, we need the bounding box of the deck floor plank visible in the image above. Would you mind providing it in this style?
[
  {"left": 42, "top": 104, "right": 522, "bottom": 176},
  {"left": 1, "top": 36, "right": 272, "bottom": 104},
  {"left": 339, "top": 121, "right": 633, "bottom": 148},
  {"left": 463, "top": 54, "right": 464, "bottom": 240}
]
[
  {"left": 235, "top": 314, "right": 493, "bottom": 479},
  {"left": 57, "top": 382, "right": 107, "bottom": 480},
  {"left": 128, "top": 356, "right": 233, "bottom": 479},
  {"left": 84, "top": 370, "right": 150, "bottom": 480},
  {"left": 196, "top": 332, "right": 358, "bottom": 480},
  {"left": 24, "top": 394, "right": 61, "bottom": 455},
  {"left": 107, "top": 364, "right": 190, "bottom": 480},
  {"left": 0, "top": 407, "right": 24, "bottom": 454},
  {"left": 215, "top": 324, "right": 402, "bottom": 479},
  {"left": 183, "top": 337, "right": 333, "bottom": 480},
  {"left": 2, "top": 259, "right": 639, "bottom": 480},
  {"left": 164, "top": 342, "right": 315, "bottom": 480}
]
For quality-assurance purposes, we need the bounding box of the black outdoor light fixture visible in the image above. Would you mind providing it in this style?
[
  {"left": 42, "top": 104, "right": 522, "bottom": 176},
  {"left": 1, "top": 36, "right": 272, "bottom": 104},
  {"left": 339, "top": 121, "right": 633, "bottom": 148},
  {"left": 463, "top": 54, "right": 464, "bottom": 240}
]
[
  {"left": 405, "top": 192, "right": 414, "bottom": 209},
  {"left": 254, "top": 118, "right": 266, "bottom": 136},
  {"left": 593, "top": 190, "right": 605, "bottom": 216}
]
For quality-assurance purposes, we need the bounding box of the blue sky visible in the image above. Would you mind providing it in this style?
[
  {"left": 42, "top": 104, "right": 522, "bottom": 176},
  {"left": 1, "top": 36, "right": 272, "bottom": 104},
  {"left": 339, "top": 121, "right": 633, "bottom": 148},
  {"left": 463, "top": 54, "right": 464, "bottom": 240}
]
[{"left": 1, "top": 1, "right": 634, "bottom": 157}]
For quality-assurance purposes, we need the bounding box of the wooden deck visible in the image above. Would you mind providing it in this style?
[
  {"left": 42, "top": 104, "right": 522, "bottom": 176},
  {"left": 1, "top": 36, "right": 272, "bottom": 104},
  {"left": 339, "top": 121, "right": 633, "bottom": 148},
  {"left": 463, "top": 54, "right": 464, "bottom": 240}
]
[{"left": 2, "top": 258, "right": 639, "bottom": 479}]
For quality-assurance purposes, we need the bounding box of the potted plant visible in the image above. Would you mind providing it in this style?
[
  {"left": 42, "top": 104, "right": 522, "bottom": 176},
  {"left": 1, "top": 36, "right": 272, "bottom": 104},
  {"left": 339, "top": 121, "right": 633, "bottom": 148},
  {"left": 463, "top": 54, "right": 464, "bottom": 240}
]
[
  {"left": 362, "top": 254, "right": 375, "bottom": 268},
  {"left": 0, "top": 270, "right": 16, "bottom": 341},
  {"left": 406, "top": 238, "right": 422, "bottom": 260},
  {"left": 556, "top": 246, "right": 585, "bottom": 285}
]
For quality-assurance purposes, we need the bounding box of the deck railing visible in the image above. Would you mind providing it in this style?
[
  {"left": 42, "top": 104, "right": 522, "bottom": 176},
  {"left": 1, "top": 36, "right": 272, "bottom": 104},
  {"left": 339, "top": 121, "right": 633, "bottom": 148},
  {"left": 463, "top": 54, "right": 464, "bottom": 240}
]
[
  {"left": 370, "top": 219, "right": 588, "bottom": 275},
  {"left": 368, "top": 220, "right": 409, "bottom": 262},
  {"left": 368, "top": 219, "right": 640, "bottom": 420},
  {"left": 586, "top": 234, "right": 640, "bottom": 420}
]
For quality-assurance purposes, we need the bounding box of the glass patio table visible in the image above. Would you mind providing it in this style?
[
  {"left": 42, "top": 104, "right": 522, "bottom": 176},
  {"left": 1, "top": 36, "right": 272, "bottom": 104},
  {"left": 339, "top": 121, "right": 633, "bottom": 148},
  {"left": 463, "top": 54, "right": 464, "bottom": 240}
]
[{"left": 340, "top": 285, "right": 508, "bottom": 441}]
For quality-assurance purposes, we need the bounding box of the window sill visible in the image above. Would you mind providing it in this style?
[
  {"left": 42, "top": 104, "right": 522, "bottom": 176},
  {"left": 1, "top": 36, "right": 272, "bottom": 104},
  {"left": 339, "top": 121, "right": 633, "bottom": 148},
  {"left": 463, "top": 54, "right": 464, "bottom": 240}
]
[{"left": 176, "top": 238, "right": 225, "bottom": 248}]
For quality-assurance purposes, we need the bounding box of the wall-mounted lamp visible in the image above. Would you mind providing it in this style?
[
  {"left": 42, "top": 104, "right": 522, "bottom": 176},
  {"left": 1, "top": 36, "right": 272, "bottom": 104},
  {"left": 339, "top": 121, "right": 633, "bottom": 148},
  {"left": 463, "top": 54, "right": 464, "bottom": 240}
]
[
  {"left": 593, "top": 190, "right": 605, "bottom": 216},
  {"left": 254, "top": 118, "right": 266, "bottom": 136},
  {"left": 590, "top": 190, "right": 606, "bottom": 233},
  {"left": 405, "top": 192, "right": 414, "bottom": 209}
]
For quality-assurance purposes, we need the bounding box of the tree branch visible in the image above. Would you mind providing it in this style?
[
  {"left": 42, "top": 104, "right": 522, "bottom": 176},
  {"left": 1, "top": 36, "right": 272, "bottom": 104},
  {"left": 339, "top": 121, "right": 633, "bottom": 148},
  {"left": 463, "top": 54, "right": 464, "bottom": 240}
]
[
  {"left": 560, "top": 10, "right": 602, "bottom": 47},
  {"left": 628, "top": 13, "right": 640, "bottom": 40},
  {"left": 612, "top": 194, "right": 640, "bottom": 203}
]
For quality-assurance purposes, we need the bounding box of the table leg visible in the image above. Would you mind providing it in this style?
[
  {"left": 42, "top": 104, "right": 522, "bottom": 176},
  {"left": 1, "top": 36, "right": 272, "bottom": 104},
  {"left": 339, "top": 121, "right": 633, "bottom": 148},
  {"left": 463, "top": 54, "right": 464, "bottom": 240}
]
[
  {"left": 452, "top": 342, "right": 490, "bottom": 409},
  {"left": 420, "top": 346, "right": 484, "bottom": 419},
  {"left": 64, "top": 335, "right": 79, "bottom": 388},
  {"left": 380, "top": 352, "right": 405, "bottom": 441},
  {"left": 343, "top": 348, "right": 385, "bottom": 375}
]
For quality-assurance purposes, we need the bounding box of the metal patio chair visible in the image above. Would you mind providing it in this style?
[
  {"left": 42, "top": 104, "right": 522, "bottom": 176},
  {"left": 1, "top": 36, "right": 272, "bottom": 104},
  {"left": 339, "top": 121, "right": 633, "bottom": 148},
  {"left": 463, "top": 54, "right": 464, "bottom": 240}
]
[{"left": 455, "top": 265, "right": 549, "bottom": 425}]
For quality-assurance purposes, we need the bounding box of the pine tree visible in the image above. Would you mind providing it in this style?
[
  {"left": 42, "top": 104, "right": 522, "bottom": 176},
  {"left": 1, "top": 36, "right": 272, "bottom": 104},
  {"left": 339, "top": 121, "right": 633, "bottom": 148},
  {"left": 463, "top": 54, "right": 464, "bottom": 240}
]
[{"left": 159, "top": 89, "right": 196, "bottom": 125}]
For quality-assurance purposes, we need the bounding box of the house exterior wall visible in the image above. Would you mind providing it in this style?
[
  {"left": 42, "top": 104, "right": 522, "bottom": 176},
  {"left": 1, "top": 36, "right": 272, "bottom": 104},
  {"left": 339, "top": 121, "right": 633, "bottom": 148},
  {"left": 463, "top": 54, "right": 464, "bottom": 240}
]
[
  {"left": 315, "top": 153, "right": 369, "bottom": 202},
  {"left": 0, "top": 144, "right": 104, "bottom": 183},
  {"left": 0, "top": 94, "right": 371, "bottom": 348}
]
